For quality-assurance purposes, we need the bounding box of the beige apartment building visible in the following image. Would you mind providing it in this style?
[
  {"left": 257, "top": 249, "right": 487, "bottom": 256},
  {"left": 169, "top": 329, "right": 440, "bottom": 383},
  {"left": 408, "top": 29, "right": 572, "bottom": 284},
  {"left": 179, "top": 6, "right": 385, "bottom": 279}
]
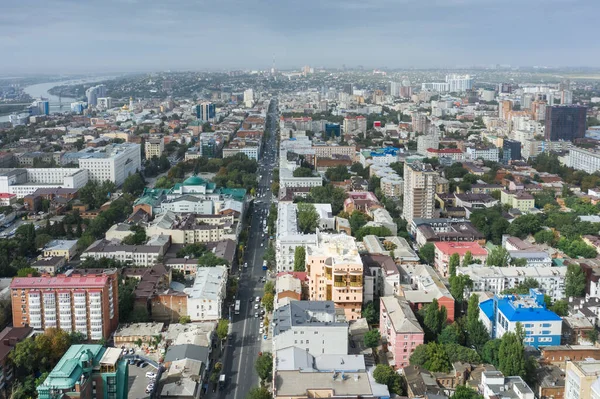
[
  {"left": 402, "top": 161, "right": 438, "bottom": 224},
  {"left": 565, "top": 360, "right": 600, "bottom": 399},
  {"left": 144, "top": 136, "right": 165, "bottom": 159},
  {"left": 306, "top": 233, "right": 363, "bottom": 320}
]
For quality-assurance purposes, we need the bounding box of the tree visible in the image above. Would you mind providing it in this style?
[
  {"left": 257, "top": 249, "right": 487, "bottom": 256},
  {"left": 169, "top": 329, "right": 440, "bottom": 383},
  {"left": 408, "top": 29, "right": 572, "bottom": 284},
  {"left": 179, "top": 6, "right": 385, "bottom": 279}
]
[
  {"left": 325, "top": 165, "right": 351, "bottom": 182},
  {"left": 16, "top": 268, "right": 40, "bottom": 277},
  {"left": 481, "top": 339, "right": 502, "bottom": 366},
  {"left": 362, "top": 301, "right": 379, "bottom": 325},
  {"left": 462, "top": 251, "right": 473, "bottom": 267},
  {"left": 122, "top": 172, "right": 146, "bottom": 196},
  {"left": 217, "top": 319, "right": 229, "bottom": 341},
  {"left": 255, "top": 352, "right": 273, "bottom": 382},
  {"left": 419, "top": 243, "right": 435, "bottom": 265},
  {"left": 507, "top": 214, "right": 542, "bottom": 238},
  {"left": 121, "top": 224, "right": 147, "bottom": 245},
  {"left": 372, "top": 364, "right": 402, "bottom": 395},
  {"left": 503, "top": 277, "right": 540, "bottom": 295},
  {"left": 453, "top": 385, "right": 484, "bottom": 399},
  {"left": 349, "top": 211, "right": 369, "bottom": 233},
  {"left": 444, "top": 343, "right": 481, "bottom": 364},
  {"left": 355, "top": 225, "right": 392, "bottom": 241},
  {"left": 246, "top": 387, "right": 272, "bottom": 399},
  {"left": 179, "top": 315, "right": 191, "bottom": 324},
  {"left": 364, "top": 330, "right": 380, "bottom": 349},
  {"left": 498, "top": 323, "right": 526, "bottom": 378},
  {"left": 550, "top": 300, "right": 569, "bottom": 316},
  {"left": 486, "top": 246, "right": 511, "bottom": 267},
  {"left": 294, "top": 246, "right": 306, "bottom": 272},
  {"left": 467, "top": 294, "right": 480, "bottom": 328},
  {"left": 422, "top": 298, "right": 447, "bottom": 341},
  {"left": 565, "top": 263, "right": 586, "bottom": 298},
  {"left": 587, "top": 329, "right": 599, "bottom": 344},
  {"left": 410, "top": 342, "right": 451, "bottom": 372},
  {"left": 264, "top": 281, "right": 275, "bottom": 296},
  {"left": 535, "top": 230, "right": 556, "bottom": 246},
  {"left": 449, "top": 275, "right": 473, "bottom": 307},
  {"left": 306, "top": 184, "right": 348, "bottom": 215},
  {"left": 15, "top": 224, "right": 36, "bottom": 256},
  {"left": 297, "top": 203, "right": 319, "bottom": 234},
  {"left": 262, "top": 292, "right": 274, "bottom": 312},
  {"left": 448, "top": 253, "right": 460, "bottom": 277},
  {"left": 438, "top": 322, "right": 465, "bottom": 346},
  {"left": 293, "top": 167, "right": 313, "bottom": 178},
  {"left": 35, "top": 233, "right": 53, "bottom": 250},
  {"left": 467, "top": 319, "right": 490, "bottom": 352}
]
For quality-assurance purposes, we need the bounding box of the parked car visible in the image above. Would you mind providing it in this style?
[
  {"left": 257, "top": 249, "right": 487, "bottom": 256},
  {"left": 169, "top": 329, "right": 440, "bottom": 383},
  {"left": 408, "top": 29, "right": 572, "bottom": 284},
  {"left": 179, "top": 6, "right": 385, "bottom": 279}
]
[{"left": 146, "top": 372, "right": 156, "bottom": 379}]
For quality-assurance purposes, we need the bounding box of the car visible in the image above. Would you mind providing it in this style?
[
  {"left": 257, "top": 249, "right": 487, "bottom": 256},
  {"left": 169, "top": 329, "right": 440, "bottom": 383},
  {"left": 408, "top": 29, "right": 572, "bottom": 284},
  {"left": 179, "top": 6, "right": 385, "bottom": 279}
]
[
  {"left": 137, "top": 360, "right": 144, "bottom": 367},
  {"left": 244, "top": 262, "right": 248, "bottom": 268},
  {"left": 128, "top": 358, "right": 136, "bottom": 365},
  {"left": 145, "top": 387, "right": 153, "bottom": 394},
  {"left": 260, "top": 243, "right": 264, "bottom": 247},
  {"left": 256, "top": 296, "right": 260, "bottom": 302},
  {"left": 255, "top": 312, "right": 259, "bottom": 318},
  {"left": 128, "top": 348, "right": 134, "bottom": 354},
  {"left": 259, "top": 327, "right": 264, "bottom": 334},
  {"left": 259, "top": 322, "right": 264, "bottom": 328},
  {"left": 146, "top": 372, "right": 156, "bottom": 378},
  {"left": 141, "top": 362, "right": 148, "bottom": 368},
  {"left": 254, "top": 303, "right": 259, "bottom": 309}
]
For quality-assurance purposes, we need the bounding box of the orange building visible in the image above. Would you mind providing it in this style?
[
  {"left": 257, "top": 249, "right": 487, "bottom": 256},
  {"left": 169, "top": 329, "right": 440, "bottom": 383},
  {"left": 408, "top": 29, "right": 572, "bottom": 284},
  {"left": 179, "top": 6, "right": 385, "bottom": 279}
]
[
  {"left": 306, "top": 233, "right": 363, "bottom": 320},
  {"left": 10, "top": 270, "right": 119, "bottom": 341}
]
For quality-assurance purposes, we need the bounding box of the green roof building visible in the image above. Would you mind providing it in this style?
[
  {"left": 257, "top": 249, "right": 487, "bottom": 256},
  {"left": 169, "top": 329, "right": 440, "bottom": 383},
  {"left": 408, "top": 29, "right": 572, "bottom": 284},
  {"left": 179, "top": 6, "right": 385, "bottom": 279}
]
[{"left": 37, "top": 345, "right": 128, "bottom": 399}]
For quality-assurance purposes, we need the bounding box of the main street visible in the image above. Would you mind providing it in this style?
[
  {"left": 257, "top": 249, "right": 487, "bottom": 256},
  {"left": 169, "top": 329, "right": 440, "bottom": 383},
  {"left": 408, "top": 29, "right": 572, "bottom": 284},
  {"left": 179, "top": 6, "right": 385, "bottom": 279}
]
[{"left": 218, "top": 99, "right": 279, "bottom": 399}]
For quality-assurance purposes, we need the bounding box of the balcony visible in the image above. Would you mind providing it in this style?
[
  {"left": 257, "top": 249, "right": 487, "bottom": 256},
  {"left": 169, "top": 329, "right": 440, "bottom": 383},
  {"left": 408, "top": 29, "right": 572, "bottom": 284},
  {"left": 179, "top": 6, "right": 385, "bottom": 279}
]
[
  {"left": 333, "top": 282, "right": 346, "bottom": 288},
  {"left": 349, "top": 282, "right": 362, "bottom": 288}
]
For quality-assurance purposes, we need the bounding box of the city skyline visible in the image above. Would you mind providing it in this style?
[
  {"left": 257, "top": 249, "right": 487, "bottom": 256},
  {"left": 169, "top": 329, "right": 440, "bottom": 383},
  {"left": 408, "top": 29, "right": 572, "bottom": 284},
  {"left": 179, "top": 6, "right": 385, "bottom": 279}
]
[{"left": 1, "top": 0, "right": 599, "bottom": 73}]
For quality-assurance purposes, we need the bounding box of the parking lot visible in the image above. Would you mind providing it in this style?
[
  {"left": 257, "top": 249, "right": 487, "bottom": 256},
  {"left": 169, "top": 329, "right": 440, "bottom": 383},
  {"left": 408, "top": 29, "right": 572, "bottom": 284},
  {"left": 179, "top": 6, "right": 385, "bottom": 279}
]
[{"left": 127, "top": 359, "right": 158, "bottom": 399}]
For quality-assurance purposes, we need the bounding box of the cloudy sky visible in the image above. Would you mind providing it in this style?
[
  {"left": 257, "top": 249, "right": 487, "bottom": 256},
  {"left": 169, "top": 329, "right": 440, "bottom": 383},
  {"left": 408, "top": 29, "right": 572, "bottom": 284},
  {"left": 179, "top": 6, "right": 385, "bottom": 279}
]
[{"left": 0, "top": 0, "right": 597, "bottom": 73}]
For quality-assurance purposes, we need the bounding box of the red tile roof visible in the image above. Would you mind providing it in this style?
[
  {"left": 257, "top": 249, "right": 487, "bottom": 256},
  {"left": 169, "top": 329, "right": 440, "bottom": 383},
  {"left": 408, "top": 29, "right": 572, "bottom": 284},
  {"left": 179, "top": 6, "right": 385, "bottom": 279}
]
[
  {"left": 10, "top": 275, "right": 110, "bottom": 289},
  {"left": 434, "top": 241, "right": 487, "bottom": 256}
]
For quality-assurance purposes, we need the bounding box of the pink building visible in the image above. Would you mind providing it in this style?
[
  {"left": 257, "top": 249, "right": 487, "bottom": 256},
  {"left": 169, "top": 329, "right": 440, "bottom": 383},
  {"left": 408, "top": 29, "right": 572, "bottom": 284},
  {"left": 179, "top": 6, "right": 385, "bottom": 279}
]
[
  {"left": 380, "top": 296, "right": 424, "bottom": 370},
  {"left": 433, "top": 242, "right": 488, "bottom": 277}
]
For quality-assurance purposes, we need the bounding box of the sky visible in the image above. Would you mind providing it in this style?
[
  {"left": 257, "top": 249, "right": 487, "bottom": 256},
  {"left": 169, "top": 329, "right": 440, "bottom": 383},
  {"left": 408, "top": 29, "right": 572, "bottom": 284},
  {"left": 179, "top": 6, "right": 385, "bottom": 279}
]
[{"left": 1, "top": 0, "right": 598, "bottom": 74}]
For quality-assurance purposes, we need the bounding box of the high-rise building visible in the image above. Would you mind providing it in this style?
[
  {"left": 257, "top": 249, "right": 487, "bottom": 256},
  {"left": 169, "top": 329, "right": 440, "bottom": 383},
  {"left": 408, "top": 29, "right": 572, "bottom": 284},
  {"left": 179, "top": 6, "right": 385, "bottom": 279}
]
[
  {"left": 97, "top": 97, "right": 113, "bottom": 110},
  {"left": 402, "top": 162, "right": 438, "bottom": 224},
  {"left": 196, "top": 101, "right": 216, "bottom": 122},
  {"left": 500, "top": 100, "right": 513, "bottom": 120},
  {"left": 343, "top": 83, "right": 353, "bottom": 95},
  {"left": 85, "top": 85, "right": 107, "bottom": 107},
  {"left": 561, "top": 90, "right": 573, "bottom": 105},
  {"left": 502, "top": 139, "right": 522, "bottom": 163},
  {"left": 243, "top": 89, "right": 254, "bottom": 108},
  {"left": 66, "top": 143, "right": 142, "bottom": 186},
  {"left": 445, "top": 74, "right": 473, "bottom": 92},
  {"left": 389, "top": 81, "right": 401, "bottom": 97},
  {"left": 11, "top": 271, "right": 119, "bottom": 340},
  {"left": 35, "top": 100, "right": 49, "bottom": 115},
  {"left": 498, "top": 83, "right": 513, "bottom": 93},
  {"left": 37, "top": 345, "right": 128, "bottom": 399},
  {"left": 544, "top": 105, "right": 587, "bottom": 142},
  {"left": 306, "top": 233, "right": 363, "bottom": 321},
  {"left": 71, "top": 101, "right": 87, "bottom": 114}
]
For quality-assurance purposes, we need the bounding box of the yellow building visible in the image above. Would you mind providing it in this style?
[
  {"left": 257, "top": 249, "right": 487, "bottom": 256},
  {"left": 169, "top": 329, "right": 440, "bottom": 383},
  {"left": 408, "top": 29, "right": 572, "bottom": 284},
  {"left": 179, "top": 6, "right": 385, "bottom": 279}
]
[
  {"left": 500, "top": 190, "right": 535, "bottom": 212},
  {"left": 565, "top": 360, "right": 600, "bottom": 399},
  {"left": 43, "top": 240, "right": 78, "bottom": 260},
  {"left": 306, "top": 233, "right": 363, "bottom": 320},
  {"left": 145, "top": 136, "right": 165, "bottom": 159}
]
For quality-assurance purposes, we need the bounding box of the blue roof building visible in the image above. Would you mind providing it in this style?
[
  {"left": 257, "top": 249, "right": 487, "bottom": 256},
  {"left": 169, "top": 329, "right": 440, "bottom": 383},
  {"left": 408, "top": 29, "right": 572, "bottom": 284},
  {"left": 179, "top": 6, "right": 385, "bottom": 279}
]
[{"left": 479, "top": 289, "right": 562, "bottom": 348}]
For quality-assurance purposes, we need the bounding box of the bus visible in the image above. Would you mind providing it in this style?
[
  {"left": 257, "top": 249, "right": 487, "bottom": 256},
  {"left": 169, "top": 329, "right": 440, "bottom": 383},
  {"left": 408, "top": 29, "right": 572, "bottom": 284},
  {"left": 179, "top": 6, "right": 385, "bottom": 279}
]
[{"left": 234, "top": 300, "right": 241, "bottom": 315}]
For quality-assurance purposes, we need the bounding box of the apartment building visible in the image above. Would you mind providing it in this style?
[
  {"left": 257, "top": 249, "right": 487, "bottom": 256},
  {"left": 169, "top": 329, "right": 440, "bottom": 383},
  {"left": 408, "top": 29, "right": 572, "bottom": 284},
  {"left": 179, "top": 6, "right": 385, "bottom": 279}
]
[
  {"left": 399, "top": 264, "right": 456, "bottom": 322},
  {"left": 306, "top": 233, "right": 363, "bottom": 320},
  {"left": 81, "top": 237, "right": 169, "bottom": 267},
  {"left": 66, "top": 143, "right": 142, "bottom": 186},
  {"left": 37, "top": 345, "right": 128, "bottom": 399},
  {"left": 0, "top": 168, "right": 89, "bottom": 198},
  {"left": 481, "top": 371, "right": 534, "bottom": 399},
  {"left": 433, "top": 242, "right": 488, "bottom": 277},
  {"left": 0, "top": 327, "right": 33, "bottom": 392},
  {"left": 146, "top": 211, "right": 237, "bottom": 244},
  {"left": 465, "top": 146, "right": 500, "bottom": 162},
  {"left": 568, "top": 147, "right": 600, "bottom": 174},
  {"left": 312, "top": 143, "right": 355, "bottom": 159},
  {"left": 184, "top": 266, "right": 227, "bottom": 322},
  {"left": 223, "top": 139, "right": 261, "bottom": 161},
  {"left": 144, "top": 136, "right": 164, "bottom": 159},
  {"left": 565, "top": 360, "right": 600, "bottom": 399},
  {"left": 380, "top": 296, "right": 424, "bottom": 370},
  {"left": 425, "top": 148, "right": 465, "bottom": 162},
  {"left": 272, "top": 301, "right": 348, "bottom": 356},
  {"left": 11, "top": 271, "right": 119, "bottom": 340},
  {"left": 359, "top": 147, "right": 401, "bottom": 167},
  {"left": 501, "top": 190, "right": 535, "bottom": 212},
  {"left": 459, "top": 265, "right": 567, "bottom": 301},
  {"left": 402, "top": 162, "right": 438, "bottom": 224},
  {"left": 343, "top": 114, "right": 367, "bottom": 136},
  {"left": 479, "top": 289, "right": 562, "bottom": 348}
]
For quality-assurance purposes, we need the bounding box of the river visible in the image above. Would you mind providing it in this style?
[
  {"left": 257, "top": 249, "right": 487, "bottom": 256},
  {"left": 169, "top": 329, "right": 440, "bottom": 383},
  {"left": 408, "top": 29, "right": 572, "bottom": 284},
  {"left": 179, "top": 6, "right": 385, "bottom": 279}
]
[{"left": 0, "top": 75, "right": 118, "bottom": 122}]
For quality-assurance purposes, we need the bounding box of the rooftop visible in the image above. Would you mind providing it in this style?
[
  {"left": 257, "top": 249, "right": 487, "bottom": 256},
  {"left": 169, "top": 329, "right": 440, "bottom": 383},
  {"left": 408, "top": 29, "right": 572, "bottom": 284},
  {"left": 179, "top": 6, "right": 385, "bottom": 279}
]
[
  {"left": 11, "top": 274, "right": 110, "bottom": 289},
  {"left": 114, "top": 322, "right": 164, "bottom": 338},
  {"left": 184, "top": 265, "right": 227, "bottom": 301},
  {"left": 274, "top": 370, "right": 374, "bottom": 397},
  {"left": 434, "top": 241, "right": 488, "bottom": 256},
  {"left": 381, "top": 296, "right": 423, "bottom": 334},
  {"left": 272, "top": 301, "right": 347, "bottom": 335}
]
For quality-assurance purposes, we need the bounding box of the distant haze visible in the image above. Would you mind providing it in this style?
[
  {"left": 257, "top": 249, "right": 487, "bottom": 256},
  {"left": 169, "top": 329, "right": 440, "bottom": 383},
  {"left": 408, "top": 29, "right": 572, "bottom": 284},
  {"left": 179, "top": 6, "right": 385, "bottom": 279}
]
[{"left": 1, "top": 0, "right": 598, "bottom": 73}]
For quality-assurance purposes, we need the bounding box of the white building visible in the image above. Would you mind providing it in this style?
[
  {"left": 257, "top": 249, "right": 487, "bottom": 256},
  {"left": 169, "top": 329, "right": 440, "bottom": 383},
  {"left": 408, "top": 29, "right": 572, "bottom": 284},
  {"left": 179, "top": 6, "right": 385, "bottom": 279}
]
[
  {"left": 97, "top": 97, "right": 113, "bottom": 110},
  {"left": 446, "top": 74, "right": 474, "bottom": 92},
  {"left": 160, "top": 195, "right": 214, "bottom": 214},
  {"left": 568, "top": 147, "right": 600, "bottom": 174},
  {"left": 481, "top": 371, "right": 534, "bottom": 399},
  {"left": 185, "top": 266, "right": 227, "bottom": 322},
  {"left": 0, "top": 168, "right": 89, "bottom": 198},
  {"left": 81, "top": 237, "right": 169, "bottom": 267},
  {"left": 222, "top": 140, "right": 261, "bottom": 161},
  {"left": 402, "top": 162, "right": 438, "bottom": 224},
  {"left": 244, "top": 89, "right": 254, "bottom": 108},
  {"left": 145, "top": 137, "right": 164, "bottom": 159},
  {"left": 69, "top": 143, "right": 142, "bottom": 186},
  {"left": 272, "top": 301, "right": 348, "bottom": 356},
  {"left": 465, "top": 146, "right": 500, "bottom": 162},
  {"left": 275, "top": 203, "right": 333, "bottom": 272},
  {"left": 365, "top": 208, "right": 397, "bottom": 235},
  {"left": 459, "top": 265, "right": 567, "bottom": 301}
]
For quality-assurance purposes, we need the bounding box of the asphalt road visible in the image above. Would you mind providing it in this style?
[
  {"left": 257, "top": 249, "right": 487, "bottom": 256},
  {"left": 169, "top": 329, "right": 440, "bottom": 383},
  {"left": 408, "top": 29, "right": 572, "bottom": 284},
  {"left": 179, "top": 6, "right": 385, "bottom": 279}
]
[{"left": 217, "top": 100, "right": 279, "bottom": 399}]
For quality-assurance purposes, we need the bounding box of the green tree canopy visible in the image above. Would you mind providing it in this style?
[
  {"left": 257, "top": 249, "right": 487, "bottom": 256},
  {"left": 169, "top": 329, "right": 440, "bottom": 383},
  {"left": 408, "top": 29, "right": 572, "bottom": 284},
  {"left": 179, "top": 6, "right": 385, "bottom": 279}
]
[
  {"left": 419, "top": 243, "right": 435, "bottom": 264},
  {"left": 372, "top": 364, "right": 403, "bottom": 395},
  {"left": 364, "top": 330, "right": 381, "bottom": 349},
  {"left": 449, "top": 253, "right": 460, "bottom": 277},
  {"left": 297, "top": 203, "right": 319, "bottom": 234},
  {"left": 325, "top": 165, "right": 351, "bottom": 182},
  {"left": 462, "top": 251, "right": 473, "bottom": 267},
  {"left": 246, "top": 387, "right": 272, "bottom": 399},
  {"left": 294, "top": 246, "right": 306, "bottom": 272},
  {"left": 565, "top": 263, "right": 586, "bottom": 298},
  {"left": 498, "top": 323, "right": 526, "bottom": 378},
  {"left": 486, "top": 246, "right": 511, "bottom": 267},
  {"left": 293, "top": 167, "right": 314, "bottom": 178},
  {"left": 255, "top": 352, "right": 273, "bottom": 382}
]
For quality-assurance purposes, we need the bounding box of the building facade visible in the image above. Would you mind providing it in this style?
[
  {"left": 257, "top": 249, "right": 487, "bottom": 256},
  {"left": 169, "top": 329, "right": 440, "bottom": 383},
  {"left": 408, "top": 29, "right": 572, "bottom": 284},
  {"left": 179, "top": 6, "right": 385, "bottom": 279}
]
[
  {"left": 544, "top": 105, "right": 587, "bottom": 142},
  {"left": 74, "top": 143, "right": 142, "bottom": 186},
  {"left": 11, "top": 271, "right": 119, "bottom": 340},
  {"left": 380, "top": 296, "right": 424, "bottom": 370},
  {"left": 402, "top": 162, "right": 438, "bottom": 225},
  {"left": 184, "top": 266, "right": 227, "bottom": 322}
]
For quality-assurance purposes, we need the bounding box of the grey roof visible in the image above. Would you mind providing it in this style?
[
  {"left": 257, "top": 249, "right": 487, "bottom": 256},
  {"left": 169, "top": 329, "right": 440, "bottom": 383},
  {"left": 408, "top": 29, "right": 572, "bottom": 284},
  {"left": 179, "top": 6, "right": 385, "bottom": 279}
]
[
  {"left": 272, "top": 301, "right": 347, "bottom": 335},
  {"left": 164, "top": 344, "right": 209, "bottom": 363},
  {"left": 276, "top": 347, "right": 315, "bottom": 371}
]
